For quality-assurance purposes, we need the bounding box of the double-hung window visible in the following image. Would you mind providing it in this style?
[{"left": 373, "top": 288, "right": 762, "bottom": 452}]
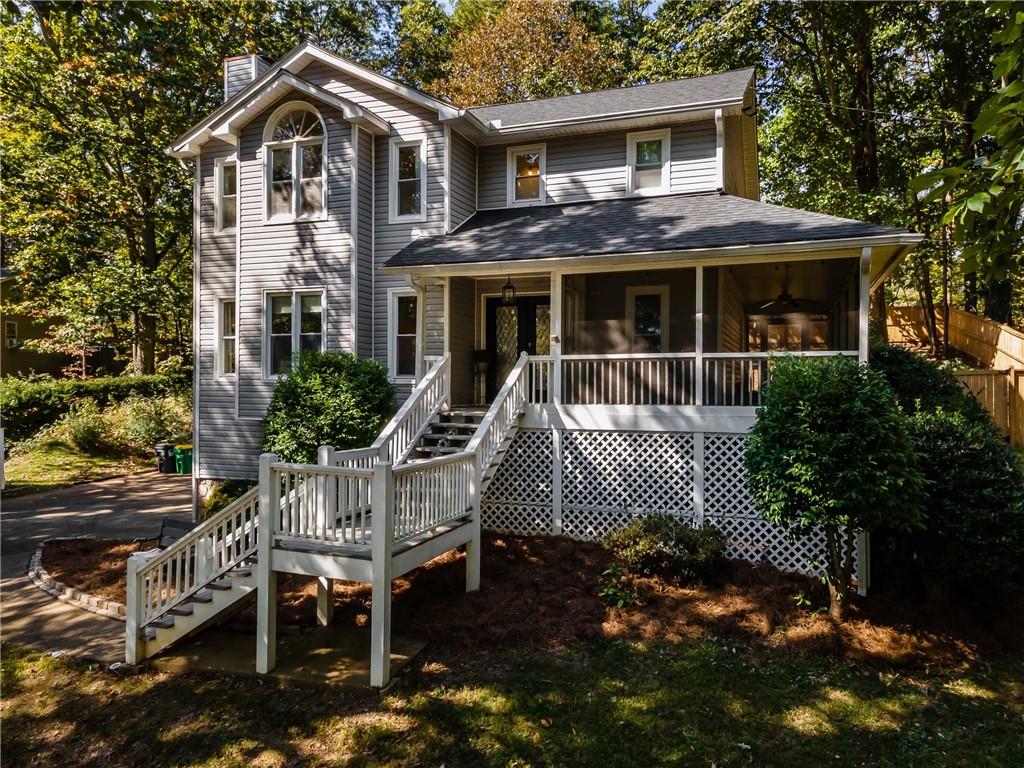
[
  {"left": 4, "top": 320, "right": 17, "bottom": 350},
  {"left": 625, "top": 286, "right": 670, "bottom": 352},
  {"left": 217, "top": 299, "right": 236, "bottom": 376},
  {"left": 388, "top": 289, "right": 418, "bottom": 380},
  {"left": 389, "top": 138, "right": 426, "bottom": 222},
  {"left": 215, "top": 159, "right": 237, "bottom": 232},
  {"left": 263, "top": 103, "right": 326, "bottom": 222},
  {"left": 627, "top": 129, "right": 671, "bottom": 195},
  {"left": 506, "top": 144, "right": 545, "bottom": 206},
  {"left": 265, "top": 290, "right": 324, "bottom": 377}
]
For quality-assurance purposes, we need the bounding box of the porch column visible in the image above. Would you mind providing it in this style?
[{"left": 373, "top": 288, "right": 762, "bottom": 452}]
[
  {"left": 550, "top": 271, "right": 563, "bottom": 405},
  {"left": 256, "top": 452, "right": 278, "bottom": 674},
  {"left": 414, "top": 279, "right": 426, "bottom": 380},
  {"left": 695, "top": 265, "right": 704, "bottom": 406}
]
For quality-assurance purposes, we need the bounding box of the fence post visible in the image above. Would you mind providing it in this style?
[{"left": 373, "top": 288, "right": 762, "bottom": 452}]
[
  {"left": 370, "top": 460, "right": 394, "bottom": 687},
  {"left": 125, "top": 553, "right": 145, "bottom": 664},
  {"left": 466, "top": 452, "right": 482, "bottom": 592},
  {"left": 316, "top": 445, "right": 336, "bottom": 626},
  {"left": 256, "top": 452, "right": 278, "bottom": 674}
]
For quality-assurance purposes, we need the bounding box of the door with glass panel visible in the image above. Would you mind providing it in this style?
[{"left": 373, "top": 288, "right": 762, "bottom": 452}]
[{"left": 485, "top": 296, "right": 550, "bottom": 400}]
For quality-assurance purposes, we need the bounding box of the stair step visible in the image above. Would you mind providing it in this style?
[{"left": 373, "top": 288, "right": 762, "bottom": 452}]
[
  {"left": 150, "top": 615, "right": 175, "bottom": 629},
  {"left": 169, "top": 604, "right": 194, "bottom": 616},
  {"left": 207, "top": 579, "right": 232, "bottom": 591},
  {"left": 144, "top": 627, "right": 157, "bottom": 641},
  {"left": 231, "top": 566, "right": 252, "bottom": 577},
  {"left": 190, "top": 590, "right": 213, "bottom": 603}
]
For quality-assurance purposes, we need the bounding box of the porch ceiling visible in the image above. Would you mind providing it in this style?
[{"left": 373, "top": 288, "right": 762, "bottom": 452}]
[{"left": 384, "top": 193, "right": 922, "bottom": 285}]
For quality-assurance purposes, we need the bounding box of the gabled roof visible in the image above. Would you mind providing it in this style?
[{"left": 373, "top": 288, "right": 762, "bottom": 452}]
[
  {"left": 467, "top": 68, "right": 756, "bottom": 131},
  {"left": 384, "top": 193, "right": 921, "bottom": 271}
]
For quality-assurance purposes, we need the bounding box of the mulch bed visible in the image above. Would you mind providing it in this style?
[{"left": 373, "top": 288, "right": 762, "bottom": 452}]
[{"left": 42, "top": 534, "right": 1023, "bottom": 671}]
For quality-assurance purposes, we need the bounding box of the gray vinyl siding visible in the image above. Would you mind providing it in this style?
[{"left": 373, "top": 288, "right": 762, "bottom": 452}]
[
  {"left": 424, "top": 280, "right": 445, "bottom": 358},
  {"left": 196, "top": 138, "right": 263, "bottom": 480},
  {"left": 477, "top": 121, "right": 719, "bottom": 209},
  {"left": 450, "top": 129, "right": 476, "bottom": 229},
  {"left": 235, "top": 94, "right": 354, "bottom": 420},
  {"left": 224, "top": 59, "right": 253, "bottom": 100},
  {"left": 357, "top": 128, "right": 374, "bottom": 357}
]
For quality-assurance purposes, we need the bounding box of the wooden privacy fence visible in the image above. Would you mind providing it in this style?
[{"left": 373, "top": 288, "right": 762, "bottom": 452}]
[{"left": 951, "top": 368, "right": 1024, "bottom": 448}]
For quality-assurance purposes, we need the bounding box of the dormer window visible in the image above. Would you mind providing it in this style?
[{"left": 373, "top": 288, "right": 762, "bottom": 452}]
[
  {"left": 506, "top": 144, "right": 545, "bottom": 206},
  {"left": 627, "top": 129, "right": 671, "bottom": 196},
  {"left": 262, "top": 102, "right": 326, "bottom": 223}
]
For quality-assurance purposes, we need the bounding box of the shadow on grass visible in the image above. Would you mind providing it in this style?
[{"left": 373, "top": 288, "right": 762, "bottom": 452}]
[{"left": 3, "top": 639, "right": 1022, "bottom": 768}]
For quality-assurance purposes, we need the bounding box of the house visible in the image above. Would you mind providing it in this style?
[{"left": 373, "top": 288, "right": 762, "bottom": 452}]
[
  {"left": 128, "top": 43, "right": 922, "bottom": 684},
  {"left": 0, "top": 268, "right": 73, "bottom": 377}
]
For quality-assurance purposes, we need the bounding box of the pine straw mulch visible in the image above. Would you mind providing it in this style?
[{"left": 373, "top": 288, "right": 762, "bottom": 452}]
[{"left": 41, "top": 534, "right": 1024, "bottom": 672}]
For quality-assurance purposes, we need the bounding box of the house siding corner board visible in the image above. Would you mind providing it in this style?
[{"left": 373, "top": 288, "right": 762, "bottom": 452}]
[
  {"left": 235, "top": 95, "right": 353, "bottom": 420},
  {"left": 357, "top": 128, "right": 374, "bottom": 358},
  {"left": 476, "top": 121, "right": 718, "bottom": 209}
]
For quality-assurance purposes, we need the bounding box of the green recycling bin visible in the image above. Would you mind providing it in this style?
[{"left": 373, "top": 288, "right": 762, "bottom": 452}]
[{"left": 173, "top": 444, "right": 193, "bottom": 474}]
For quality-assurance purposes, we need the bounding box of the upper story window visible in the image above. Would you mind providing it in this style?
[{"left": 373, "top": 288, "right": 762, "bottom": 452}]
[
  {"left": 4, "top": 320, "right": 17, "bottom": 349},
  {"left": 262, "top": 102, "right": 326, "bottom": 223},
  {"left": 389, "top": 137, "right": 426, "bottom": 223},
  {"left": 215, "top": 158, "right": 237, "bottom": 232},
  {"left": 506, "top": 144, "right": 545, "bottom": 206},
  {"left": 627, "top": 129, "right": 671, "bottom": 196},
  {"left": 265, "top": 290, "right": 324, "bottom": 377},
  {"left": 216, "top": 298, "right": 236, "bottom": 377}
]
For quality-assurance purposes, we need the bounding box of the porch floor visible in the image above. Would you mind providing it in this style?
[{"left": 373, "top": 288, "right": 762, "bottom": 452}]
[{"left": 150, "top": 623, "right": 424, "bottom": 690}]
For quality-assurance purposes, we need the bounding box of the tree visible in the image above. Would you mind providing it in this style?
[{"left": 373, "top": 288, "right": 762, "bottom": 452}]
[
  {"left": 434, "top": 0, "right": 618, "bottom": 107},
  {"left": 745, "top": 355, "right": 924, "bottom": 620}
]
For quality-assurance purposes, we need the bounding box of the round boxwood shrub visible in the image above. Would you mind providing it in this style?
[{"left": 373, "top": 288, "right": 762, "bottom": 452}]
[
  {"left": 603, "top": 515, "right": 726, "bottom": 583},
  {"left": 870, "top": 344, "right": 988, "bottom": 424},
  {"left": 262, "top": 351, "right": 395, "bottom": 464}
]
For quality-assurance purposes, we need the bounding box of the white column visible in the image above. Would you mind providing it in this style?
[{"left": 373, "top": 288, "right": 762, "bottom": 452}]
[
  {"left": 316, "top": 445, "right": 335, "bottom": 626},
  {"left": 466, "top": 452, "right": 482, "bottom": 592},
  {"left": 551, "top": 428, "right": 563, "bottom": 535},
  {"left": 125, "top": 553, "right": 144, "bottom": 664},
  {"left": 370, "top": 460, "right": 395, "bottom": 687},
  {"left": 695, "top": 265, "right": 704, "bottom": 406},
  {"left": 256, "top": 452, "right": 278, "bottom": 674},
  {"left": 551, "top": 271, "right": 563, "bottom": 405},
  {"left": 692, "top": 431, "right": 705, "bottom": 524},
  {"left": 414, "top": 279, "right": 427, "bottom": 380}
]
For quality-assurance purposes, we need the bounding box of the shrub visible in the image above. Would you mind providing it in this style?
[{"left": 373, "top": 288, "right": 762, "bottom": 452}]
[
  {"left": 603, "top": 515, "right": 726, "bottom": 583},
  {"left": 262, "top": 351, "right": 394, "bottom": 464},
  {"left": 61, "top": 400, "right": 111, "bottom": 453},
  {"left": 598, "top": 563, "right": 642, "bottom": 608},
  {"left": 117, "top": 394, "right": 193, "bottom": 448},
  {"left": 745, "top": 355, "right": 924, "bottom": 620},
  {"left": 0, "top": 374, "right": 185, "bottom": 442},
  {"left": 870, "top": 344, "right": 988, "bottom": 423},
  {"left": 205, "top": 479, "right": 257, "bottom": 517}
]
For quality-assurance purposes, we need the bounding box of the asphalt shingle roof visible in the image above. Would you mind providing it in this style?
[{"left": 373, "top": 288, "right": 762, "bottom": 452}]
[
  {"left": 385, "top": 193, "right": 910, "bottom": 268},
  {"left": 467, "top": 69, "right": 755, "bottom": 128}
]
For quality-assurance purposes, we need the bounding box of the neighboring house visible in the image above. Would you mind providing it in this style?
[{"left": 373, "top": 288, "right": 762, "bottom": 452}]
[
  {"left": 135, "top": 43, "right": 921, "bottom": 683},
  {"left": 0, "top": 268, "right": 71, "bottom": 377}
]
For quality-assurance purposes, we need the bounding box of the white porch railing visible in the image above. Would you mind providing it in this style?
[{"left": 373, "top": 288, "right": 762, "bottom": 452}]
[
  {"left": 272, "top": 461, "right": 374, "bottom": 546},
  {"left": 127, "top": 485, "right": 259, "bottom": 630},
  {"left": 527, "top": 355, "right": 553, "bottom": 404},
  {"left": 371, "top": 353, "right": 450, "bottom": 464},
  {"left": 392, "top": 452, "right": 475, "bottom": 543},
  {"left": 467, "top": 352, "right": 530, "bottom": 472},
  {"left": 560, "top": 353, "right": 697, "bottom": 406},
  {"left": 702, "top": 351, "right": 858, "bottom": 406}
]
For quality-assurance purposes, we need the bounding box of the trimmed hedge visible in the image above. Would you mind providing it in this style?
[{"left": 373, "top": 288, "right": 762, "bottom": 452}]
[{"left": 0, "top": 375, "right": 186, "bottom": 442}]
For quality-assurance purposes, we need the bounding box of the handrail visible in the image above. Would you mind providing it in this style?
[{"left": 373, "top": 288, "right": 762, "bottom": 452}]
[
  {"left": 391, "top": 451, "right": 475, "bottom": 542},
  {"left": 466, "top": 352, "right": 530, "bottom": 470},
  {"left": 563, "top": 352, "right": 698, "bottom": 360},
  {"left": 371, "top": 353, "right": 450, "bottom": 464}
]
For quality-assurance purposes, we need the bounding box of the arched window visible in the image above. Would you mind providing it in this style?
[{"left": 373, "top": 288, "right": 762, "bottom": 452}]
[{"left": 263, "top": 102, "right": 326, "bottom": 221}]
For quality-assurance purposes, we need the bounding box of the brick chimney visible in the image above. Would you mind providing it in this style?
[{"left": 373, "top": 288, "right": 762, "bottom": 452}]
[{"left": 223, "top": 53, "right": 271, "bottom": 101}]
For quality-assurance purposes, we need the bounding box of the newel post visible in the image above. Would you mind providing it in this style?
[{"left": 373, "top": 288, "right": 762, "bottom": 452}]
[
  {"left": 256, "top": 452, "right": 278, "bottom": 673},
  {"left": 370, "top": 460, "right": 395, "bottom": 687},
  {"left": 466, "top": 451, "right": 482, "bottom": 592},
  {"left": 125, "top": 552, "right": 144, "bottom": 664},
  {"left": 316, "top": 445, "right": 336, "bottom": 626}
]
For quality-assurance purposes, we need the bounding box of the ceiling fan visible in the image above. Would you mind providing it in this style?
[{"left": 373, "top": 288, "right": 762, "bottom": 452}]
[{"left": 760, "top": 264, "right": 802, "bottom": 313}]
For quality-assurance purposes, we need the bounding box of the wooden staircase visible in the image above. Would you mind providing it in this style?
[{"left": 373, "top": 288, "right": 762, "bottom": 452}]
[{"left": 412, "top": 410, "right": 485, "bottom": 459}]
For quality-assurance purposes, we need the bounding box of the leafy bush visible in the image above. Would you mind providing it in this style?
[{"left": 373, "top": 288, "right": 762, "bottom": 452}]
[
  {"left": 117, "top": 394, "right": 192, "bottom": 447},
  {"left": 262, "top": 351, "right": 394, "bottom": 464},
  {"left": 61, "top": 400, "right": 110, "bottom": 453},
  {"left": 205, "top": 479, "right": 257, "bottom": 517},
  {"left": 870, "top": 344, "right": 988, "bottom": 423},
  {"left": 745, "top": 355, "right": 924, "bottom": 620},
  {"left": 603, "top": 515, "right": 726, "bottom": 583},
  {"left": 598, "top": 563, "right": 642, "bottom": 608},
  {"left": 0, "top": 374, "right": 185, "bottom": 442}
]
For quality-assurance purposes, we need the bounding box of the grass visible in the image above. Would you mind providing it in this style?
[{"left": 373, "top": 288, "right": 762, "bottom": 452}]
[
  {"left": 1, "top": 438, "right": 150, "bottom": 497},
  {"left": 2, "top": 640, "right": 1021, "bottom": 767}
]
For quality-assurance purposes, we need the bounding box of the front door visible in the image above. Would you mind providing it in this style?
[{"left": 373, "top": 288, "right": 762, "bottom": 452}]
[{"left": 485, "top": 295, "right": 550, "bottom": 399}]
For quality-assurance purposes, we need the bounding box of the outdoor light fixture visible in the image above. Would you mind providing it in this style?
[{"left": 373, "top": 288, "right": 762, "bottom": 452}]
[{"left": 501, "top": 276, "right": 516, "bottom": 306}]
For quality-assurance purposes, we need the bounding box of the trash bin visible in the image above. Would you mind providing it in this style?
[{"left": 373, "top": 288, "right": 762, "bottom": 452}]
[
  {"left": 173, "top": 444, "right": 193, "bottom": 474},
  {"left": 155, "top": 442, "right": 176, "bottom": 474}
]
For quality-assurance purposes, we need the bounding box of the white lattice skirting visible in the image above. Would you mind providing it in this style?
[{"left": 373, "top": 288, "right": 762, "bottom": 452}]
[{"left": 482, "top": 429, "right": 854, "bottom": 576}]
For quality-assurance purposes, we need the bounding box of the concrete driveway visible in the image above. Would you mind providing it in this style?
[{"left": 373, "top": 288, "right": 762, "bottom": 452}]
[{"left": 1, "top": 472, "right": 192, "bottom": 662}]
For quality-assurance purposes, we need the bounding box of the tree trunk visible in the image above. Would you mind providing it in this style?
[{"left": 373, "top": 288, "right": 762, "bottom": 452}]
[
  {"left": 964, "top": 271, "right": 979, "bottom": 314},
  {"left": 871, "top": 285, "right": 887, "bottom": 343},
  {"left": 827, "top": 581, "right": 848, "bottom": 622},
  {"left": 824, "top": 524, "right": 856, "bottom": 622},
  {"left": 985, "top": 279, "right": 1012, "bottom": 326}
]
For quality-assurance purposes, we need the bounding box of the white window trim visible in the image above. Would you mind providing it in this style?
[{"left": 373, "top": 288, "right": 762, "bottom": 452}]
[
  {"left": 262, "top": 288, "right": 326, "bottom": 380},
  {"left": 625, "top": 285, "right": 670, "bottom": 351},
  {"left": 4, "top": 319, "right": 17, "bottom": 349},
  {"left": 214, "top": 156, "right": 237, "bottom": 234},
  {"left": 387, "top": 287, "right": 419, "bottom": 382},
  {"left": 215, "top": 297, "right": 236, "bottom": 378},
  {"left": 261, "top": 100, "right": 328, "bottom": 225},
  {"left": 626, "top": 128, "right": 671, "bottom": 197},
  {"left": 388, "top": 136, "right": 428, "bottom": 224},
  {"left": 506, "top": 143, "right": 547, "bottom": 207}
]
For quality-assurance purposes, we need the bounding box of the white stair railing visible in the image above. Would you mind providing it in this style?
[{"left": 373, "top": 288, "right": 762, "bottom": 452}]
[
  {"left": 271, "top": 460, "right": 374, "bottom": 547},
  {"left": 126, "top": 486, "right": 259, "bottom": 661},
  {"left": 391, "top": 452, "right": 476, "bottom": 543},
  {"left": 371, "top": 353, "right": 450, "bottom": 464},
  {"left": 466, "top": 352, "right": 530, "bottom": 474}
]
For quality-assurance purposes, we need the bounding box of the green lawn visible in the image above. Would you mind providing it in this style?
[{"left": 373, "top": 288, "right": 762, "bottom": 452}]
[
  {"left": 2, "top": 439, "right": 150, "bottom": 497},
  {"left": 2, "top": 640, "right": 1021, "bottom": 767}
]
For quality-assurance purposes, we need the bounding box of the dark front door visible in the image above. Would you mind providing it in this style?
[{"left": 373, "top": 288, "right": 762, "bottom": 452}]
[{"left": 485, "top": 295, "right": 550, "bottom": 399}]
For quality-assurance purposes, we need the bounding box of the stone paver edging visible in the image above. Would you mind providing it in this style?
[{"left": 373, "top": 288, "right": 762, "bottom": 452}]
[{"left": 28, "top": 537, "right": 127, "bottom": 622}]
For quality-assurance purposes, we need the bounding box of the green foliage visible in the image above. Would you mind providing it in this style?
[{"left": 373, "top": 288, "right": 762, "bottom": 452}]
[
  {"left": 262, "top": 352, "right": 394, "bottom": 464},
  {"left": 598, "top": 563, "right": 641, "bottom": 608},
  {"left": 206, "top": 479, "right": 257, "bottom": 518},
  {"left": 61, "top": 401, "right": 111, "bottom": 454},
  {"left": 602, "top": 515, "right": 726, "bottom": 583},
  {"left": 118, "top": 394, "right": 193, "bottom": 447},
  {"left": 0, "top": 374, "right": 185, "bottom": 443},
  {"left": 745, "top": 355, "right": 924, "bottom": 617},
  {"left": 869, "top": 344, "right": 989, "bottom": 422}
]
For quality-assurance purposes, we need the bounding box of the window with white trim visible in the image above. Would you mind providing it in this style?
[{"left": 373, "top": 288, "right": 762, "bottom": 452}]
[
  {"left": 263, "top": 104, "right": 326, "bottom": 222},
  {"left": 265, "top": 290, "right": 324, "bottom": 376},
  {"left": 389, "top": 138, "right": 426, "bottom": 222},
  {"left": 215, "top": 159, "right": 237, "bottom": 232},
  {"left": 625, "top": 286, "right": 670, "bottom": 352},
  {"left": 4, "top": 320, "right": 17, "bottom": 350},
  {"left": 506, "top": 144, "right": 545, "bottom": 206},
  {"left": 627, "top": 129, "right": 671, "bottom": 195},
  {"left": 217, "top": 298, "right": 236, "bottom": 376},
  {"left": 388, "top": 289, "right": 418, "bottom": 380}
]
